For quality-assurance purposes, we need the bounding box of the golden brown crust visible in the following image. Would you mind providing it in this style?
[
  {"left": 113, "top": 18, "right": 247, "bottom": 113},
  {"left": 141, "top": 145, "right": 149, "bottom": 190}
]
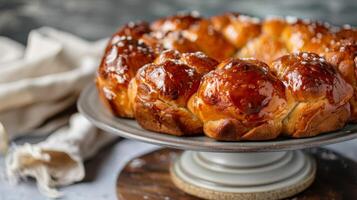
[
  {"left": 96, "top": 34, "right": 156, "bottom": 118},
  {"left": 237, "top": 17, "right": 357, "bottom": 123},
  {"left": 272, "top": 52, "right": 351, "bottom": 103},
  {"left": 132, "top": 53, "right": 204, "bottom": 136},
  {"left": 271, "top": 52, "right": 353, "bottom": 137},
  {"left": 282, "top": 102, "right": 351, "bottom": 138},
  {"left": 188, "top": 58, "right": 292, "bottom": 141},
  {"left": 322, "top": 37, "right": 357, "bottom": 121}
]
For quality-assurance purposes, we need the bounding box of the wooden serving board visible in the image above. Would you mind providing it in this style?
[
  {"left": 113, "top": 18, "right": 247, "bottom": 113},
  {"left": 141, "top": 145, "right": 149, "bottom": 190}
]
[{"left": 117, "top": 148, "right": 357, "bottom": 200}]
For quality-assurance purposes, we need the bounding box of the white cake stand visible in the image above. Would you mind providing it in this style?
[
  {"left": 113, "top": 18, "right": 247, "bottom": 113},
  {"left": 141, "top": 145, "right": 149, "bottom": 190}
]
[{"left": 78, "top": 84, "right": 357, "bottom": 200}]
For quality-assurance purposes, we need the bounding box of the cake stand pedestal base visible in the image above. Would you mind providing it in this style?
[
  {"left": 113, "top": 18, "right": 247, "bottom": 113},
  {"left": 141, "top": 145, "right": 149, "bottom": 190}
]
[
  {"left": 171, "top": 151, "right": 315, "bottom": 200},
  {"left": 116, "top": 148, "right": 357, "bottom": 200}
]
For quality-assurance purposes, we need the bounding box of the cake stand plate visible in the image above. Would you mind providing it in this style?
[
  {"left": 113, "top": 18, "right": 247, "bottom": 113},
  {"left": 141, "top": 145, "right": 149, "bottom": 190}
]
[{"left": 78, "top": 84, "right": 357, "bottom": 199}]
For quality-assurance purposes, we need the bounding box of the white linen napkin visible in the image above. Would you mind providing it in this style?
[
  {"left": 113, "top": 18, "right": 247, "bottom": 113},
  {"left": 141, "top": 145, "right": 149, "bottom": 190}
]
[
  {"left": 0, "top": 27, "right": 118, "bottom": 198},
  {"left": 0, "top": 27, "right": 106, "bottom": 140},
  {"left": 5, "top": 114, "right": 117, "bottom": 198}
]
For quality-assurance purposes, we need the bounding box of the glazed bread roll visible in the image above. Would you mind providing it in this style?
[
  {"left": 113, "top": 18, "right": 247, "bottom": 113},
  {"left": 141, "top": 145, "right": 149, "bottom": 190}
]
[
  {"left": 238, "top": 17, "right": 357, "bottom": 122},
  {"left": 188, "top": 58, "right": 292, "bottom": 140},
  {"left": 130, "top": 50, "right": 218, "bottom": 136},
  {"left": 322, "top": 35, "right": 357, "bottom": 121},
  {"left": 146, "top": 12, "right": 202, "bottom": 54},
  {"left": 96, "top": 12, "right": 356, "bottom": 140},
  {"left": 280, "top": 20, "right": 357, "bottom": 121},
  {"left": 96, "top": 23, "right": 156, "bottom": 118},
  {"left": 271, "top": 52, "right": 353, "bottom": 137},
  {"left": 151, "top": 12, "right": 236, "bottom": 61}
]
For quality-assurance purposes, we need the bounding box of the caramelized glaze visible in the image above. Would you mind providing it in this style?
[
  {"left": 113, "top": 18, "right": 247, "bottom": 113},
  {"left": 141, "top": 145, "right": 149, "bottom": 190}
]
[
  {"left": 272, "top": 52, "right": 352, "bottom": 104},
  {"left": 133, "top": 51, "right": 204, "bottom": 136},
  {"left": 99, "top": 37, "right": 156, "bottom": 87},
  {"left": 137, "top": 60, "right": 201, "bottom": 106},
  {"left": 199, "top": 58, "right": 286, "bottom": 122}
]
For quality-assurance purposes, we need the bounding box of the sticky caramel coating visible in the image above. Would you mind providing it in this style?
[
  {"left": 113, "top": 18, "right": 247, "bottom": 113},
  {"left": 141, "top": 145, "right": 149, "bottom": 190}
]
[
  {"left": 272, "top": 52, "right": 351, "bottom": 103},
  {"left": 188, "top": 58, "right": 291, "bottom": 141},
  {"left": 132, "top": 56, "right": 203, "bottom": 136},
  {"left": 96, "top": 36, "right": 156, "bottom": 118},
  {"left": 271, "top": 52, "right": 353, "bottom": 137},
  {"left": 183, "top": 19, "right": 236, "bottom": 61},
  {"left": 136, "top": 60, "right": 201, "bottom": 106}
]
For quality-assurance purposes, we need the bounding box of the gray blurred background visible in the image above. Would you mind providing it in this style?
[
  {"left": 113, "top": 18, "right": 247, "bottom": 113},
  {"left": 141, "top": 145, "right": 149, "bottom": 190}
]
[{"left": 1, "top": 0, "right": 357, "bottom": 44}]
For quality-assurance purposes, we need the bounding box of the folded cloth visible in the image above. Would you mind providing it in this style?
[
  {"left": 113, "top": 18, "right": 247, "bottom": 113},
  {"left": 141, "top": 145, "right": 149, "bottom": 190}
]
[
  {"left": 6, "top": 114, "right": 118, "bottom": 198},
  {"left": 0, "top": 27, "right": 119, "bottom": 198},
  {"left": 0, "top": 27, "right": 107, "bottom": 140}
]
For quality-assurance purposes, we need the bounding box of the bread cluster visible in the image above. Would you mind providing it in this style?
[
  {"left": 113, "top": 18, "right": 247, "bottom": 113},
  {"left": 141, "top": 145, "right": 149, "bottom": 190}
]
[{"left": 96, "top": 12, "right": 356, "bottom": 141}]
